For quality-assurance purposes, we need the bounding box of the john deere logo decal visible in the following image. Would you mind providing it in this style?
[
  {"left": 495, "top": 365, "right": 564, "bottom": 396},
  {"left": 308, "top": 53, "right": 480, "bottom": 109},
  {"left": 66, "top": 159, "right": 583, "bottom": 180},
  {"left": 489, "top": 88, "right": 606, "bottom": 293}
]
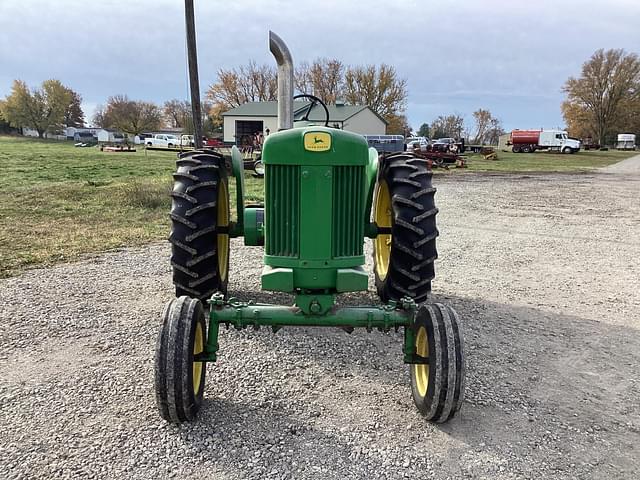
[{"left": 304, "top": 132, "right": 331, "bottom": 152}]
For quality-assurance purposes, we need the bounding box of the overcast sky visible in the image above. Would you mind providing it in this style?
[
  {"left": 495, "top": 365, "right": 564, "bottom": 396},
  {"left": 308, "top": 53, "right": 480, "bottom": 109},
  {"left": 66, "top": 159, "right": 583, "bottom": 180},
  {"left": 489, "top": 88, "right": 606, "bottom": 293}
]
[{"left": 1, "top": 0, "right": 638, "bottom": 132}]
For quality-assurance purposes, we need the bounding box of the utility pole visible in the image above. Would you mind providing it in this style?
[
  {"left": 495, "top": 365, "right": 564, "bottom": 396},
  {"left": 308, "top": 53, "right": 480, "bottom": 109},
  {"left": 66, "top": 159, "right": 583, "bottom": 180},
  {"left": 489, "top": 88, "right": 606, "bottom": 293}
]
[{"left": 185, "top": 0, "right": 203, "bottom": 149}]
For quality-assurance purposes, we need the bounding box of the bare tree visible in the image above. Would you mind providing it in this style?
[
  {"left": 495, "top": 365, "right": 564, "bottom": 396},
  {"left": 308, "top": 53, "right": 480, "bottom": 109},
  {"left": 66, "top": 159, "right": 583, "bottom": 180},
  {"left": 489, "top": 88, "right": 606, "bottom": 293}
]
[
  {"left": 430, "top": 115, "right": 465, "bottom": 139},
  {"left": 163, "top": 99, "right": 191, "bottom": 128},
  {"left": 294, "top": 61, "right": 313, "bottom": 96},
  {"left": 344, "top": 64, "right": 407, "bottom": 119},
  {"left": 207, "top": 61, "right": 277, "bottom": 109},
  {"left": 470, "top": 109, "right": 491, "bottom": 144},
  {"left": 469, "top": 109, "right": 504, "bottom": 144},
  {"left": 95, "top": 95, "right": 163, "bottom": 135},
  {"left": 563, "top": 49, "right": 640, "bottom": 145},
  {"left": 207, "top": 60, "right": 406, "bottom": 128}
]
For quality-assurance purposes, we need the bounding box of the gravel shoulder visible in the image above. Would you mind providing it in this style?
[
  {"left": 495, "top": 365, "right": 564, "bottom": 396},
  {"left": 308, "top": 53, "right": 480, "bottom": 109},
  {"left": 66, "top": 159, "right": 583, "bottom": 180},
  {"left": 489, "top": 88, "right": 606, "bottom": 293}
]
[
  {"left": 598, "top": 152, "right": 640, "bottom": 174},
  {"left": 1, "top": 170, "right": 639, "bottom": 479}
]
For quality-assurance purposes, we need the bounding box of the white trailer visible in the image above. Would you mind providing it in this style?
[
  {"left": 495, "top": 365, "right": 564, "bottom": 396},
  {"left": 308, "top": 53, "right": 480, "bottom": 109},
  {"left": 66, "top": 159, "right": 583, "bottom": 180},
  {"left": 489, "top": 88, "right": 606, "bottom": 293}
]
[{"left": 616, "top": 134, "right": 636, "bottom": 150}]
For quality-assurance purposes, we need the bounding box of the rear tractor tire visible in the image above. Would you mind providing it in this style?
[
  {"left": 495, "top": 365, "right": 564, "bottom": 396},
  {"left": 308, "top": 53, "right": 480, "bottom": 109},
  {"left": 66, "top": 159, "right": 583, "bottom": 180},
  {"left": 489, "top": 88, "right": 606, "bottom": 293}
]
[
  {"left": 170, "top": 150, "right": 230, "bottom": 302},
  {"left": 372, "top": 152, "right": 438, "bottom": 304},
  {"left": 410, "top": 303, "right": 465, "bottom": 422},
  {"left": 155, "top": 296, "right": 207, "bottom": 423}
]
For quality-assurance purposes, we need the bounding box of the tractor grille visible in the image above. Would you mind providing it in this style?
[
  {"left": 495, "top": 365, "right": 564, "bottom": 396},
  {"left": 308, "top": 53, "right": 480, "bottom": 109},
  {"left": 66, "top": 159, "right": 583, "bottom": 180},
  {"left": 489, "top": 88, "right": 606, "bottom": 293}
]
[
  {"left": 332, "top": 166, "right": 365, "bottom": 258},
  {"left": 265, "top": 165, "right": 300, "bottom": 257}
]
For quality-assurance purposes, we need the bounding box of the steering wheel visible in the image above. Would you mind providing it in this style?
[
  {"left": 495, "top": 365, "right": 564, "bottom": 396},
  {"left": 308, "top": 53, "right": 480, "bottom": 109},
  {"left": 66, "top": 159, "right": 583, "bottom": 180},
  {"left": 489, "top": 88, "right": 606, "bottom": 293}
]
[{"left": 293, "top": 94, "right": 330, "bottom": 127}]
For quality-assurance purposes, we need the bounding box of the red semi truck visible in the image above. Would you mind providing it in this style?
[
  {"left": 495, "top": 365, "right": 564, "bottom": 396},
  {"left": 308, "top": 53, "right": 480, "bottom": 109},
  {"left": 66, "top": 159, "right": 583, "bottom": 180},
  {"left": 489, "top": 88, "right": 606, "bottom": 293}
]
[{"left": 510, "top": 129, "right": 581, "bottom": 154}]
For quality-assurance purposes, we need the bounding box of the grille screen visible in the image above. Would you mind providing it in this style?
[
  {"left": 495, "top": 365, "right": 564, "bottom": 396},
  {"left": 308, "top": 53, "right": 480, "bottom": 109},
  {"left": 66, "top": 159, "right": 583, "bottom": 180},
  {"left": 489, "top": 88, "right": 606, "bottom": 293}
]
[
  {"left": 332, "top": 166, "right": 365, "bottom": 257},
  {"left": 265, "top": 165, "right": 300, "bottom": 257}
]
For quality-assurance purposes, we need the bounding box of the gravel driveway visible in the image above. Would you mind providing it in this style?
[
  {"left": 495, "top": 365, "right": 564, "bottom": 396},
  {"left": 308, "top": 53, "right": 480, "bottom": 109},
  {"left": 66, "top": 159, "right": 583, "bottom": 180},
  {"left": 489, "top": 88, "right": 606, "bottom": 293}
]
[{"left": 1, "top": 166, "right": 639, "bottom": 479}]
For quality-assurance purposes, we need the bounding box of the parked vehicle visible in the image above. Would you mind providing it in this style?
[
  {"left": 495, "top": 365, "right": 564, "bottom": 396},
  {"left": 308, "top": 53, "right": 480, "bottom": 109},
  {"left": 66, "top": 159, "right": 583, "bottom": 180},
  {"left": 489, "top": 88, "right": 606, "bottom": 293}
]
[
  {"left": 203, "top": 137, "right": 224, "bottom": 147},
  {"left": 363, "top": 135, "right": 404, "bottom": 153},
  {"left": 145, "top": 134, "right": 181, "bottom": 148},
  {"left": 510, "top": 129, "right": 580, "bottom": 154},
  {"left": 432, "top": 138, "right": 465, "bottom": 153},
  {"left": 581, "top": 137, "right": 601, "bottom": 150},
  {"left": 616, "top": 133, "right": 636, "bottom": 150},
  {"left": 405, "top": 136, "right": 429, "bottom": 153},
  {"left": 180, "top": 134, "right": 195, "bottom": 147}
]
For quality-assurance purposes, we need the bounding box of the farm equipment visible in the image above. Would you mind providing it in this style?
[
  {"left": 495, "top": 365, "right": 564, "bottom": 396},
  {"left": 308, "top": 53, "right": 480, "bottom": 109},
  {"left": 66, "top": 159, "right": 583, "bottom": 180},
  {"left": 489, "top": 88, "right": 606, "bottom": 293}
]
[
  {"left": 154, "top": 31, "right": 466, "bottom": 424},
  {"left": 412, "top": 148, "right": 467, "bottom": 169}
]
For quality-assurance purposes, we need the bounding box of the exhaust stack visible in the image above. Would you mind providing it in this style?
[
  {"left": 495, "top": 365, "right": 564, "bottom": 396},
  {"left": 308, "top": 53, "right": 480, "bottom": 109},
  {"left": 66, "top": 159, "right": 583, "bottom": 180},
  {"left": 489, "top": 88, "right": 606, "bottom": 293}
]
[{"left": 269, "top": 31, "right": 293, "bottom": 131}]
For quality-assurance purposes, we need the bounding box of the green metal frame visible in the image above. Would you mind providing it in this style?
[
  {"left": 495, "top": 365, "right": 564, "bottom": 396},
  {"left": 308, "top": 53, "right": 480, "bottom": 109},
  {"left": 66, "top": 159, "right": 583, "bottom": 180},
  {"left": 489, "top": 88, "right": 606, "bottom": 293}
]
[{"left": 197, "top": 293, "right": 423, "bottom": 365}]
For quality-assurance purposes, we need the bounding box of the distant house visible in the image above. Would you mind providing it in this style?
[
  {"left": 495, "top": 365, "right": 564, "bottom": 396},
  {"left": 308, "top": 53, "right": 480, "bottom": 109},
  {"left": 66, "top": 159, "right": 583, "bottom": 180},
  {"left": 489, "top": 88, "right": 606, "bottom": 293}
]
[
  {"left": 65, "top": 127, "right": 99, "bottom": 142},
  {"left": 221, "top": 101, "right": 388, "bottom": 144},
  {"left": 97, "top": 129, "right": 125, "bottom": 143}
]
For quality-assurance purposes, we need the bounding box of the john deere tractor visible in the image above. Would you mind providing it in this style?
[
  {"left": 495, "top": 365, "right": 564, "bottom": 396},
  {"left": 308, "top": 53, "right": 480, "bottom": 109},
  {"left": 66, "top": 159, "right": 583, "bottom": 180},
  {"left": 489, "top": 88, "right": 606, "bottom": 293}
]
[{"left": 155, "top": 32, "right": 465, "bottom": 424}]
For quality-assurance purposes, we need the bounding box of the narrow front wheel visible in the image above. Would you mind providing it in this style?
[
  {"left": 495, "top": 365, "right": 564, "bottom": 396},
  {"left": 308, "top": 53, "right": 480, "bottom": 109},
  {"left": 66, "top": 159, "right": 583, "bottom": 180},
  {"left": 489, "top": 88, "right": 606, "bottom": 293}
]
[
  {"left": 410, "top": 303, "right": 465, "bottom": 423},
  {"left": 155, "top": 296, "right": 207, "bottom": 423}
]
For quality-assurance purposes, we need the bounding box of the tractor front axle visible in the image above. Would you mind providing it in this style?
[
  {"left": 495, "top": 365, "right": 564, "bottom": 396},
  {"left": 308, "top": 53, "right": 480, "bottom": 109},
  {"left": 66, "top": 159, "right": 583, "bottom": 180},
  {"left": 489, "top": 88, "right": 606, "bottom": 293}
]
[{"left": 196, "top": 293, "right": 420, "bottom": 364}]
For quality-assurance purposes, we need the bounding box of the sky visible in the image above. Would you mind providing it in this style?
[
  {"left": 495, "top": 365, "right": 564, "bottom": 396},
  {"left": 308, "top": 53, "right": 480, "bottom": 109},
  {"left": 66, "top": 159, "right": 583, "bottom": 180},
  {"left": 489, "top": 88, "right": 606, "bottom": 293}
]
[{"left": 1, "top": 0, "right": 639, "bottom": 133}]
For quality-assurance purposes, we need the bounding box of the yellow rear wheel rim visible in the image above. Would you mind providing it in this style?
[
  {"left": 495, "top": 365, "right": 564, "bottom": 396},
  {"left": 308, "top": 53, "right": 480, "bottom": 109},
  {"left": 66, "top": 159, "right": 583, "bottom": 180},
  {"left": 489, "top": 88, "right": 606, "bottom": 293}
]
[
  {"left": 414, "top": 326, "right": 429, "bottom": 397},
  {"left": 373, "top": 180, "right": 392, "bottom": 280},
  {"left": 217, "top": 180, "right": 229, "bottom": 282},
  {"left": 192, "top": 322, "right": 204, "bottom": 395}
]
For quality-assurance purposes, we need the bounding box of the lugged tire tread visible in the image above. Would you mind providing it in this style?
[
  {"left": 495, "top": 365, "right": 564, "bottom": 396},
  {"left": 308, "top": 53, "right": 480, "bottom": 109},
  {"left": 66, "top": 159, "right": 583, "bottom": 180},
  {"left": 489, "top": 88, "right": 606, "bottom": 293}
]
[
  {"left": 373, "top": 152, "right": 438, "bottom": 304},
  {"left": 170, "top": 150, "right": 228, "bottom": 300}
]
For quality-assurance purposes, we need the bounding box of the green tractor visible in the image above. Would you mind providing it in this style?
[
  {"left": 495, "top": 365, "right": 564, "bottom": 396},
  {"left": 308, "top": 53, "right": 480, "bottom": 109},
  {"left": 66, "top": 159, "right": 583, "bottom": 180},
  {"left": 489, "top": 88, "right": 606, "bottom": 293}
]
[{"left": 155, "top": 32, "right": 465, "bottom": 424}]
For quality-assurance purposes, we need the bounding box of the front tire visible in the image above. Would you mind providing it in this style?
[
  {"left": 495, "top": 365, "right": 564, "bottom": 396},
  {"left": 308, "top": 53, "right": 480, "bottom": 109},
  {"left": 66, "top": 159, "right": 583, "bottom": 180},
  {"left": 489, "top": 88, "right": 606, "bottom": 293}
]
[
  {"left": 410, "top": 303, "right": 465, "bottom": 422},
  {"left": 562, "top": 147, "right": 572, "bottom": 154},
  {"left": 155, "top": 296, "right": 207, "bottom": 423},
  {"left": 372, "top": 152, "right": 438, "bottom": 304},
  {"left": 170, "top": 150, "right": 230, "bottom": 301}
]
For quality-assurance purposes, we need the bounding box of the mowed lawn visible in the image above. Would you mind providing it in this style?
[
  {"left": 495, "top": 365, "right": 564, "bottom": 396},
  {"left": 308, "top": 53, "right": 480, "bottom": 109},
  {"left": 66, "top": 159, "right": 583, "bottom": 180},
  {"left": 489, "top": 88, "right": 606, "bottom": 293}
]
[
  {"left": 0, "top": 136, "right": 263, "bottom": 277},
  {"left": 0, "top": 135, "right": 635, "bottom": 277},
  {"left": 466, "top": 148, "right": 636, "bottom": 172}
]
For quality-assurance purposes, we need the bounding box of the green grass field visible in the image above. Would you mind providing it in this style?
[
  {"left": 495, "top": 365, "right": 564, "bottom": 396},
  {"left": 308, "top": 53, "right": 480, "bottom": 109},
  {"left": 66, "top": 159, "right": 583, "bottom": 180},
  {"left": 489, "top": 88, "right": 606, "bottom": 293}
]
[
  {"left": 0, "top": 135, "right": 636, "bottom": 277},
  {"left": 0, "top": 136, "right": 263, "bottom": 277},
  {"left": 465, "top": 148, "right": 636, "bottom": 172}
]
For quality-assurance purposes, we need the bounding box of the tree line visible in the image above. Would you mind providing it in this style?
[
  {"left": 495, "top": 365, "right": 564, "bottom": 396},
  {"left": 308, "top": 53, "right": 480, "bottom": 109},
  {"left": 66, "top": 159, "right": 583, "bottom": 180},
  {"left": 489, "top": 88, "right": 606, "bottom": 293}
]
[
  {"left": 0, "top": 79, "right": 219, "bottom": 138},
  {"left": 414, "top": 109, "right": 505, "bottom": 145},
  {"left": 206, "top": 58, "right": 409, "bottom": 134},
  {"left": 0, "top": 57, "right": 409, "bottom": 137},
  {"left": 2, "top": 48, "right": 637, "bottom": 143}
]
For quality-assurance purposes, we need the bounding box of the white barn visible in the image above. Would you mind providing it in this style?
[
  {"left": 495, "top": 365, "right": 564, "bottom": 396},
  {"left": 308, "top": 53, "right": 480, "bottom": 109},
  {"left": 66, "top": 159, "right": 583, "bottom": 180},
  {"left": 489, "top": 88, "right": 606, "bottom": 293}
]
[
  {"left": 222, "top": 101, "right": 388, "bottom": 144},
  {"left": 96, "top": 129, "right": 125, "bottom": 143}
]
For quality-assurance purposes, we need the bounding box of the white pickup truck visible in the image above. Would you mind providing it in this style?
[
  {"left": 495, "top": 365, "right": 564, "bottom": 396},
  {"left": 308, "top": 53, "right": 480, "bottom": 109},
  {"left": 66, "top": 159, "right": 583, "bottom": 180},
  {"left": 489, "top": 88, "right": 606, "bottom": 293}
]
[{"left": 145, "top": 134, "right": 181, "bottom": 148}]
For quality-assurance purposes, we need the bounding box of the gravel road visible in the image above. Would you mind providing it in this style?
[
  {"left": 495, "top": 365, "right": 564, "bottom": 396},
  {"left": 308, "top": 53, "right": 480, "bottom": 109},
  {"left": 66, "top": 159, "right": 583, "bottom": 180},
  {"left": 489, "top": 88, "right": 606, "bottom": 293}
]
[{"left": 1, "top": 166, "right": 639, "bottom": 479}]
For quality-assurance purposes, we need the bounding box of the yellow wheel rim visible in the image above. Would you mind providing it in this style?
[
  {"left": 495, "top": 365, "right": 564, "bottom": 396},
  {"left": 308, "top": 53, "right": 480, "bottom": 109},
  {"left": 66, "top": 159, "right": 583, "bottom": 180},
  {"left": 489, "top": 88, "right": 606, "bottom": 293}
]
[
  {"left": 414, "top": 326, "right": 429, "bottom": 397},
  {"left": 192, "top": 322, "right": 204, "bottom": 395},
  {"left": 217, "top": 180, "right": 229, "bottom": 282},
  {"left": 373, "top": 180, "right": 392, "bottom": 280}
]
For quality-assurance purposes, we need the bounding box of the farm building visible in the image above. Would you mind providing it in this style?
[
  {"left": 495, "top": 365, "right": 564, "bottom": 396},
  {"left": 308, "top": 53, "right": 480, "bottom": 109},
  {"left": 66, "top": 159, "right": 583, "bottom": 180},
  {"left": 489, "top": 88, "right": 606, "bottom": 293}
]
[
  {"left": 96, "top": 129, "right": 125, "bottom": 143},
  {"left": 222, "top": 101, "right": 387, "bottom": 144},
  {"left": 65, "top": 127, "right": 100, "bottom": 142}
]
